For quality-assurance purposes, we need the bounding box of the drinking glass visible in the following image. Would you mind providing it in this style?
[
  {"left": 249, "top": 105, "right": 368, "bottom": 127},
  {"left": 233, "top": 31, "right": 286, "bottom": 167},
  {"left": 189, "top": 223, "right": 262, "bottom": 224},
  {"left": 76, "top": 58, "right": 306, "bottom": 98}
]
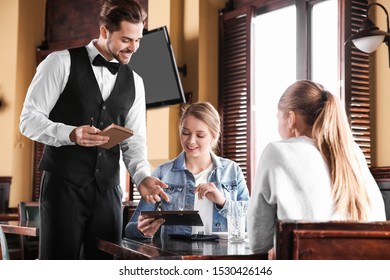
[{"left": 227, "top": 201, "right": 247, "bottom": 242}]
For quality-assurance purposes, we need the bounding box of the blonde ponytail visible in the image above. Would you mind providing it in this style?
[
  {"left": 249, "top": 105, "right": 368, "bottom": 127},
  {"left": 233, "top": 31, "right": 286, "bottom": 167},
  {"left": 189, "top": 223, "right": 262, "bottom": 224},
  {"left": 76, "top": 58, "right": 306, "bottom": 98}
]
[{"left": 312, "top": 94, "right": 370, "bottom": 220}]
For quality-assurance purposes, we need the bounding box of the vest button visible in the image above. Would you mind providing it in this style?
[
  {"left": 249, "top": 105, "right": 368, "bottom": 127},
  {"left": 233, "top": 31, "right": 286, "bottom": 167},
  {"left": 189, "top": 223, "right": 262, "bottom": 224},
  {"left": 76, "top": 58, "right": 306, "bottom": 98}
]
[
  {"left": 98, "top": 152, "right": 102, "bottom": 157},
  {"left": 100, "top": 122, "right": 104, "bottom": 126},
  {"left": 95, "top": 169, "right": 99, "bottom": 173},
  {"left": 102, "top": 106, "right": 106, "bottom": 110}
]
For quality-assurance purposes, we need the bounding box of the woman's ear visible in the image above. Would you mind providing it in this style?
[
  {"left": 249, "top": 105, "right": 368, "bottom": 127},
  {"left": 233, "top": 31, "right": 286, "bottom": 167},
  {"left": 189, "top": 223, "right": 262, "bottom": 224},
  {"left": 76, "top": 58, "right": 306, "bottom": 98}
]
[
  {"left": 288, "top": 111, "right": 296, "bottom": 129},
  {"left": 211, "top": 137, "right": 218, "bottom": 150}
]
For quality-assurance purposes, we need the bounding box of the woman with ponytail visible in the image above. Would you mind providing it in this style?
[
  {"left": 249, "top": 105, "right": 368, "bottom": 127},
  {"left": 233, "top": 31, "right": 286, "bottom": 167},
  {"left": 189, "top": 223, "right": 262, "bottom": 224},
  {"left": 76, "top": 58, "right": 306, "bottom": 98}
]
[{"left": 247, "top": 80, "right": 386, "bottom": 257}]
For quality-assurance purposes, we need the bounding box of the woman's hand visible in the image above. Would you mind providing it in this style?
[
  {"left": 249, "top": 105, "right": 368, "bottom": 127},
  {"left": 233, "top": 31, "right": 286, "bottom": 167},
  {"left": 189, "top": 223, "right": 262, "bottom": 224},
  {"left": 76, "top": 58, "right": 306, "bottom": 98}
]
[
  {"left": 137, "top": 214, "right": 165, "bottom": 238},
  {"left": 194, "top": 182, "right": 226, "bottom": 207}
]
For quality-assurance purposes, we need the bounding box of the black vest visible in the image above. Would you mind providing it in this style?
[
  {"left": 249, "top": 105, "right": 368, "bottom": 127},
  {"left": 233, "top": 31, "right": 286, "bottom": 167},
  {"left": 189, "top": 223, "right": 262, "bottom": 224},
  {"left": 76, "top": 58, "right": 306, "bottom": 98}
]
[{"left": 39, "top": 47, "right": 136, "bottom": 190}]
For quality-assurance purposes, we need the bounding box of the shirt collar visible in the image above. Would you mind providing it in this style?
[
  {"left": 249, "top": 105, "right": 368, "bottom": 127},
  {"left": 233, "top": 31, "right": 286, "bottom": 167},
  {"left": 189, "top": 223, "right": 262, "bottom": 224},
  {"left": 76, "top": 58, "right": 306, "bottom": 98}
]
[
  {"left": 173, "top": 151, "right": 223, "bottom": 171},
  {"left": 85, "top": 40, "right": 119, "bottom": 64}
]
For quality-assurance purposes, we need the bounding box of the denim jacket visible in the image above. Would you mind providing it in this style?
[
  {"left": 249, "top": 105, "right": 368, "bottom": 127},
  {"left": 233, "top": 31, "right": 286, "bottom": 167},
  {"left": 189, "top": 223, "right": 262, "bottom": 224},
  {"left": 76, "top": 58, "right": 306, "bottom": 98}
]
[{"left": 125, "top": 151, "right": 249, "bottom": 239}]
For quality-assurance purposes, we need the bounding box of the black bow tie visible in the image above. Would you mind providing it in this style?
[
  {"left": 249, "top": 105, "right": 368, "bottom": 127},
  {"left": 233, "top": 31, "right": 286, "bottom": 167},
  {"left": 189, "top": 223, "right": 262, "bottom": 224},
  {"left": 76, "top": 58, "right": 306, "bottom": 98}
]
[{"left": 92, "top": 54, "right": 120, "bottom": 74}]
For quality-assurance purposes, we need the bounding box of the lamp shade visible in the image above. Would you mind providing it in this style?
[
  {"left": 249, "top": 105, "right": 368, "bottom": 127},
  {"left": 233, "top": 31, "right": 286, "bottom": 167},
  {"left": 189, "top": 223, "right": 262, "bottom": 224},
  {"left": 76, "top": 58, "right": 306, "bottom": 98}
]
[
  {"left": 346, "top": 17, "right": 390, "bottom": 53},
  {"left": 353, "top": 35, "right": 385, "bottom": 53}
]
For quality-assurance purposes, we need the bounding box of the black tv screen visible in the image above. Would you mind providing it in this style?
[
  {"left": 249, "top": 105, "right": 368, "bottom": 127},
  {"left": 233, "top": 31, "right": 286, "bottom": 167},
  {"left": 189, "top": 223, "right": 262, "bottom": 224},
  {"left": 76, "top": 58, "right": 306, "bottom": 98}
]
[{"left": 129, "top": 26, "right": 186, "bottom": 108}]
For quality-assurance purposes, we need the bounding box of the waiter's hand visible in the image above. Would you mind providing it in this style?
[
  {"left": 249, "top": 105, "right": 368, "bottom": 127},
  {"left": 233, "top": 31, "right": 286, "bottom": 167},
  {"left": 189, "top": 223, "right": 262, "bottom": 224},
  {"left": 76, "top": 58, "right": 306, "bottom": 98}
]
[
  {"left": 138, "top": 176, "right": 169, "bottom": 203},
  {"left": 69, "top": 125, "right": 109, "bottom": 147}
]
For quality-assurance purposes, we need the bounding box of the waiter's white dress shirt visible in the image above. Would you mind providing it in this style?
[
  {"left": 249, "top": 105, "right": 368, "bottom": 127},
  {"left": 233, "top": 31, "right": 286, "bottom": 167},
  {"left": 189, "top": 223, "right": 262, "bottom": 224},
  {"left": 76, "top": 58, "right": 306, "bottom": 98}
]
[{"left": 20, "top": 40, "right": 151, "bottom": 185}]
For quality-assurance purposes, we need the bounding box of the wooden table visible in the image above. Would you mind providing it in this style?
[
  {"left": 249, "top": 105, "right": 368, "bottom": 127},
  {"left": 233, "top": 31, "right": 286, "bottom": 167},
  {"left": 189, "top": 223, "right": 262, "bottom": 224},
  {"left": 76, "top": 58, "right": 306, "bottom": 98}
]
[
  {"left": 97, "top": 236, "right": 267, "bottom": 260},
  {"left": 0, "top": 221, "right": 39, "bottom": 237}
]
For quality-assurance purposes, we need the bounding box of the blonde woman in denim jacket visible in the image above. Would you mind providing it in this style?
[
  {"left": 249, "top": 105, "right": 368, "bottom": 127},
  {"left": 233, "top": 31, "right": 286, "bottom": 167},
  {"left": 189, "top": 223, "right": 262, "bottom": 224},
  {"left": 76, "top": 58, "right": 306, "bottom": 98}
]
[{"left": 125, "top": 102, "right": 249, "bottom": 238}]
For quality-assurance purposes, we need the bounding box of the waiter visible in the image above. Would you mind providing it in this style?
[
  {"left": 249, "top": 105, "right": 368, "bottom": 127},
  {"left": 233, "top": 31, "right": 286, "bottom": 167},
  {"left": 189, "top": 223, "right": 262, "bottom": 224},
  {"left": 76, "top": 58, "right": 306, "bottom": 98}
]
[{"left": 19, "top": 0, "right": 168, "bottom": 259}]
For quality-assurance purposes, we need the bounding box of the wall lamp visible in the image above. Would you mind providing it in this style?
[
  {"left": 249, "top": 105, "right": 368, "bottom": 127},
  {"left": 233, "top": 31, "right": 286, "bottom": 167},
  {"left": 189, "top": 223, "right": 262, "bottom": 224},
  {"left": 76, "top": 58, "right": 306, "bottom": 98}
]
[{"left": 346, "top": 3, "right": 390, "bottom": 67}]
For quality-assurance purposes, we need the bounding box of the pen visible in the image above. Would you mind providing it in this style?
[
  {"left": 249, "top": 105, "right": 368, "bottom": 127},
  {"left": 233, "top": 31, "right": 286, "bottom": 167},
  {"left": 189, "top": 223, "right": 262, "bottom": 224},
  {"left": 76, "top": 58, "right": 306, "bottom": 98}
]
[
  {"left": 90, "top": 117, "right": 94, "bottom": 127},
  {"left": 154, "top": 201, "right": 161, "bottom": 211}
]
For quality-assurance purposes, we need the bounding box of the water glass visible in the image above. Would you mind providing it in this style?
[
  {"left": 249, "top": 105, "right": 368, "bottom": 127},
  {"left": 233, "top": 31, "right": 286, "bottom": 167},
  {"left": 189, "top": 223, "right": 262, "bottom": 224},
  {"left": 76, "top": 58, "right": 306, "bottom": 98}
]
[
  {"left": 227, "top": 241, "right": 246, "bottom": 255},
  {"left": 227, "top": 201, "right": 247, "bottom": 242}
]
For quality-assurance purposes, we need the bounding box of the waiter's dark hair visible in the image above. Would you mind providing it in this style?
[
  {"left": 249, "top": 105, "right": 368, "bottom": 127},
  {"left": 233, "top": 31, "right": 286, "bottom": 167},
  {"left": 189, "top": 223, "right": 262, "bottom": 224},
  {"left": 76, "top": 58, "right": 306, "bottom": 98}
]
[{"left": 100, "top": 0, "right": 147, "bottom": 32}]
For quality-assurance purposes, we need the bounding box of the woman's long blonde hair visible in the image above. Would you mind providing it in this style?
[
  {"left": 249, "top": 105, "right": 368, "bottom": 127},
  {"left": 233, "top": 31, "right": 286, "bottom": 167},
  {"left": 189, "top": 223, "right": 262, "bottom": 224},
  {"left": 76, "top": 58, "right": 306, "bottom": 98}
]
[{"left": 278, "top": 80, "right": 370, "bottom": 220}]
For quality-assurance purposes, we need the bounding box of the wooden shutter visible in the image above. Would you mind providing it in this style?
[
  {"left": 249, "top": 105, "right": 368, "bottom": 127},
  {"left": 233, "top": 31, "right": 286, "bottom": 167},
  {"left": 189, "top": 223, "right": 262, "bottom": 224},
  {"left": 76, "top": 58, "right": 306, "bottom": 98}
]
[
  {"left": 343, "top": 0, "right": 371, "bottom": 165},
  {"left": 219, "top": 6, "right": 254, "bottom": 190},
  {"left": 32, "top": 143, "right": 44, "bottom": 201},
  {"left": 130, "top": 180, "right": 141, "bottom": 202}
]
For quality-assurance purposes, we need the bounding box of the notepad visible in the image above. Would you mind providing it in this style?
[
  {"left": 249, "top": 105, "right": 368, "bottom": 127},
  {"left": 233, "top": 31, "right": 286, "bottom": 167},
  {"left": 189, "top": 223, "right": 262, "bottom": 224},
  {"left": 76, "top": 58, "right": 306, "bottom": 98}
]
[{"left": 98, "top": 123, "right": 134, "bottom": 149}]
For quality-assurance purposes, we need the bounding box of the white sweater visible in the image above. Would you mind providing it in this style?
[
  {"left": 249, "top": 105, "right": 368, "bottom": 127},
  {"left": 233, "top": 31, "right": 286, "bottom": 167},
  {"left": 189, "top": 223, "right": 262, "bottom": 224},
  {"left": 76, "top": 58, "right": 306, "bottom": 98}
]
[{"left": 247, "top": 136, "right": 386, "bottom": 254}]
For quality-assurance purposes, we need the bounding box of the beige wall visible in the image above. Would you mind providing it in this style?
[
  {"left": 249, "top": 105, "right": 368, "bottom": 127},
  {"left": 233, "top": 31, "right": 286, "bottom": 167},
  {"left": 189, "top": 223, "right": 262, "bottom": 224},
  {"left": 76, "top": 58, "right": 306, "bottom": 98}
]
[
  {"left": 0, "top": 0, "right": 45, "bottom": 207},
  {"left": 371, "top": 0, "right": 390, "bottom": 166},
  {"left": 0, "top": 1, "right": 18, "bottom": 178}
]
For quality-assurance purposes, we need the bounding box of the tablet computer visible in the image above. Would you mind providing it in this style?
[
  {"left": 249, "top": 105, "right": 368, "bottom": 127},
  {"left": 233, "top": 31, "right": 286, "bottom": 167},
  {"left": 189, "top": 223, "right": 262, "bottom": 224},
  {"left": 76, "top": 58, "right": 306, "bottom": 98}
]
[{"left": 140, "top": 210, "right": 204, "bottom": 226}]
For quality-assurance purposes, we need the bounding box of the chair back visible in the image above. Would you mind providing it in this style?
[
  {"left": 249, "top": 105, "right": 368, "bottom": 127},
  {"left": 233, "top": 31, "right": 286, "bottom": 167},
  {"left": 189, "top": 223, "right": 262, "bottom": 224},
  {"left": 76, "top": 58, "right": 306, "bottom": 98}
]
[
  {"left": 18, "top": 202, "right": 40, "bottom": 222},
  {"left": 0, "top": 226, "right": 10, "bottom": 260},
  {"left": 0, "top": 177, "right": 11, "bottom": 213},
  {"left": 17, "top": 201, "right": 40, "bottom": 259},
  {"left": 370, "top": 166, "right": 390, "bottom": 220},
  {"left": 377, "top": 180, "right": 390, "bottom": 220},
  {"left": 276, "top": 220, "right": 390, "bottom": 260}
]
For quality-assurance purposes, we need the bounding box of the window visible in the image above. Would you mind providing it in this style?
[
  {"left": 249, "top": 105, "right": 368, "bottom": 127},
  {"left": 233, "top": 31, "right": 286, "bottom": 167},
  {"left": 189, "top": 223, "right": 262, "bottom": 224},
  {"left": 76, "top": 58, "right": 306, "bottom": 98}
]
[
  {"left": 253, "top": 0, "right": 338, "bottom": 164},
  {"left": 311, "top": 0, "right": 339, "bottom": 95},
  {"left": 253, "top": 5, "right": 297, "bottom": 163}
]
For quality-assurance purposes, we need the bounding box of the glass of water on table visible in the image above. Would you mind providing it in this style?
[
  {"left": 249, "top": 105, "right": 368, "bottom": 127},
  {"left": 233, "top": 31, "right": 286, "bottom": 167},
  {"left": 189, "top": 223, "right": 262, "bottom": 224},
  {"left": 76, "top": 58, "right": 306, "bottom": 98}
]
[{"left": 227, "top": 201, "right": 247, "bottom": 242}]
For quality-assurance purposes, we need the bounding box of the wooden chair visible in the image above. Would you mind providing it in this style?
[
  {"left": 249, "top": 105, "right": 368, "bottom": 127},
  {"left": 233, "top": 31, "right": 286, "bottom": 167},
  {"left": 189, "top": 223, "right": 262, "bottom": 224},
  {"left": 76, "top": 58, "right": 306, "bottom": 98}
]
[
  {"left": 18, "top": 201, "right": 39, "bottom": 259},
  {"left": 276, "top": 220, "right": 390, "bottom": 260},
  {"left": 0, "top": 226, "right": 10, "bottom": 260},
  {"left": 370, "top": 166, "right": 390, "bottom": 220},
  {"left": 0, "top": 177, "right": 11, "bottom": 213}
]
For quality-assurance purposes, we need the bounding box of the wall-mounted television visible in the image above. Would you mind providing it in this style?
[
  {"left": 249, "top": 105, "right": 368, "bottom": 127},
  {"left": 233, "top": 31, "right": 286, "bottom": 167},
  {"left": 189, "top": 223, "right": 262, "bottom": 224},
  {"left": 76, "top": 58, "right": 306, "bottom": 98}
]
[{"left": 129, "top": 26, "right": 186, "bottom": 108}]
